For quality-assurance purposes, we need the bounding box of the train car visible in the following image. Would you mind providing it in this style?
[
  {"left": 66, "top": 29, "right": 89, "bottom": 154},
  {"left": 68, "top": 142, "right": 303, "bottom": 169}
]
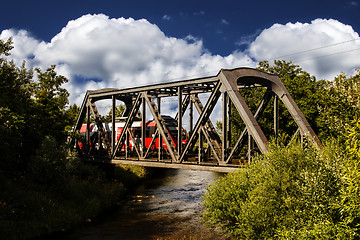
[{"left": 78, "top": 115, "right": 187, "bottom": 151}]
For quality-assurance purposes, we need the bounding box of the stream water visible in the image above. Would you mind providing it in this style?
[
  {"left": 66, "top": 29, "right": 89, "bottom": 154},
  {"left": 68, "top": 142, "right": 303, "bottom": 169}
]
[{"left": 53, "top": 169, "right": 231, "bottom": 240}]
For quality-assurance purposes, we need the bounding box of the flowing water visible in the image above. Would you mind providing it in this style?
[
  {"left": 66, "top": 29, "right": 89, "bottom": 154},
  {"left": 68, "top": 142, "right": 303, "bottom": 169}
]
[{"left": 53, "top": 169, "right": 231, "bottom": 240}]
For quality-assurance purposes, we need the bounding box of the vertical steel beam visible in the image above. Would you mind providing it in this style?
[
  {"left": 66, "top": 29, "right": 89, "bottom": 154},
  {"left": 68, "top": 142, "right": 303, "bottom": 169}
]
[
  {"left": 189, "top": 97, "right": 193, "bottom": 136},
  {"left": 141, "top": 95, "right": 146, "bottom": 158},
  {"left": 86, "top": 104, "right": 90, "bottom": 153},
  {"left": 112, "top": 95, "right": 116, "bottom": 154},
  {"left": 125, "top": 130, "right": 129, "bottom": 158},
  {"left": 198, "top": 128, "right": 203, "bottom": 163},
  {"left": 222, "top": 92, "right": 227, "bottom": 163},
  {"left": 274, "top": 95, "right": 279, "bottom": 142},
  {"left": 248, "top": 134, "right": 253, "bottom": 163},
  {"left": 178, "top": 86, "right": 182, "bottom": 156},
  {"left": 158, "top": 97, "right": 162, "bottom": 160},
  {"left": 227, "top": 96, "right": 232, "bottom": 149}
]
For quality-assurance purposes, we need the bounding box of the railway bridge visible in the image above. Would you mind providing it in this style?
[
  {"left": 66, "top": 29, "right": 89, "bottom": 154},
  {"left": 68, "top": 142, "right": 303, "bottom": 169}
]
[{"left": 70, "top": 67, "right": 322, "bottom": 172}]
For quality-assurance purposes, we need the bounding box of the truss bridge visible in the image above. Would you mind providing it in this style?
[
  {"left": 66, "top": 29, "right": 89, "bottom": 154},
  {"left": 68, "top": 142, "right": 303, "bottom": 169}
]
[{"left": 70, "top": 67, "right": 322, "bottom": 172}]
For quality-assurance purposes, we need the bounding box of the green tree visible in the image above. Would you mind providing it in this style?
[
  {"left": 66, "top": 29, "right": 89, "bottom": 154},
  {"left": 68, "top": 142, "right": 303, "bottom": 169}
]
[
  {"left": 103, "top": 104, "right": 125, "bottom": 122},
  {"left": 33, "top": 65, "right": 69, "bottom": 143},
  {"left": 0, "top": 38, "right": 71, "bottom": 172},
  {"left": 228, "top": 60, "right": 326, "bottom": 150},
  {"left": 0, "top": 38, "right": 35, "bottom": 170},
  {"left": 319, "top": 70, "right": 360, "bottom": 140},
  {"left": 257, "top": 60, "right": 326, "bottom": 137}
]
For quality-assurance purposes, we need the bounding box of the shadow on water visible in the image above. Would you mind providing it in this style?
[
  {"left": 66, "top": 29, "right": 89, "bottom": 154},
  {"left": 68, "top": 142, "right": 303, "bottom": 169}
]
[{"left": 52, "top": 169, "right": 231, "bottom": 240}]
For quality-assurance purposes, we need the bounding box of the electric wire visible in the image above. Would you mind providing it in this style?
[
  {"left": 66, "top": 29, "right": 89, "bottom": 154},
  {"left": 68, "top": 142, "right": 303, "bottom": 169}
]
[{"left": 69, "top": 37, "right": 360, "bottom": 98}]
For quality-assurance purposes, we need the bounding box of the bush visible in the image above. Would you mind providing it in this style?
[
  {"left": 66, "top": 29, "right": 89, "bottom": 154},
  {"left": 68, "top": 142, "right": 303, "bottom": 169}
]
[
  {"left": 341, "top": 117, "right": 360, "bottom": 235},
  {"left": 202, "top": 142, "right": 352, "bottom": 239}
]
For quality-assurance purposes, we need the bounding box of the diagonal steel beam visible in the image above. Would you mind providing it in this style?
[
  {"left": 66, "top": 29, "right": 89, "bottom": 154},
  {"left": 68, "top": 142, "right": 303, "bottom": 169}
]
[
  {"left": 219, "top": 71, "right": 269, "bottom": 154},
  {"left": 225, "top": 90, "right": 273, "bottom": 163},
  {"left": 143, "top": 95, "right": 190, "bottom": 159},
  {"left": 127, "top": 128, "right": 141, "bottom": 158},
  {"left": 190, "top": 94, "right": 222, "bottom": 162},
  {"left": 143, "top": 92, "right": 178, "bottom": 162},
  {"left": 87, "top": 99, "right": 111, "bottom": 156},
  {"left": 179, "top": 81, "right": 222, "bottom": 163},
  {"left": 190, "top": 94, "right": 222, "bottom": 149},
  {"left": 112, "top": 94, "right": 142, "bottom": 158}
]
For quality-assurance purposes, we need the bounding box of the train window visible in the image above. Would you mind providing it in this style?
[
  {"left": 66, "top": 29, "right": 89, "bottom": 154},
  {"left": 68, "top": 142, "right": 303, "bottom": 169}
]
[
  {"left": 149, "top": 126, "right": 156, "bottom": 137},
  {"left": 133, "top": 128, "right": 141, "bottom": 138}
]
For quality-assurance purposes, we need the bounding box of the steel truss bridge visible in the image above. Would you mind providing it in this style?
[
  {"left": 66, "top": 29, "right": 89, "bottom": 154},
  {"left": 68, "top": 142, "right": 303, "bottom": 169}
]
[{"left": 71, "top": 67, "right": 322, "bottom": 172}]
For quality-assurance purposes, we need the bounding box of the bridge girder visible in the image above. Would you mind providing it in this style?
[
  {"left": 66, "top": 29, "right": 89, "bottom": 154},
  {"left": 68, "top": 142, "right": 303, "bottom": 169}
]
[{"left": 71, "top": 67, "right": 322, "bottom": 172}]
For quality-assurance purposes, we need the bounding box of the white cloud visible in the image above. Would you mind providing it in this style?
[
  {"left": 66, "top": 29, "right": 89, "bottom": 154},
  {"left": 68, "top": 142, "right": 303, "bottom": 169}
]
[
  {"left": 1, "top": 15, "right": 359, "bottom": 122},
  {"left": 0, "top": 14, "right": 252, "bottom": 114},
  {"left": 0, "top": 29, "right": 40, "bottom": 67},
  {"left": 248, "top": 18, "right": 360, "bottom": 80}
]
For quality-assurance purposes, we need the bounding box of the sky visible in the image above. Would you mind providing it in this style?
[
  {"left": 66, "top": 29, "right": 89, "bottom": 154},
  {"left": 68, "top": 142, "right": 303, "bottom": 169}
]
[{"left": 1, "top": 0, "right": 360, "bottom": 120}]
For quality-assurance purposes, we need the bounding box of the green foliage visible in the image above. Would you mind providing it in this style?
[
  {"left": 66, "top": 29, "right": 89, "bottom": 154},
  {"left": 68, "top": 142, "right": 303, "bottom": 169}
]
[
  {"left": 0, "top": 39, "right": 151, "bottom": 240},
  {"left": 0, "top": 38, "right": 73, "bottom": 171},
  {"left": 103, "top": 104, "right": 125, "bottom": 122},
  {"left": 114, "top": 164, "right": 148, "bottom": 188},
  {"left": 202, "top": 142, "right": 352, "bottom": 239},
  {"left": 28, "top": 136, "right": 67, "bottom": 185},
  {"left": 0, "top": 142, "right": 148, "bottom": 240},
  {"left": 340, "top": 117, "right": 360, "bottom": 234},
  {"left": 319, "top": 70, "right": 360, "bottom": 140},
  {"left": 258, "top": 60, "right": 326, "bottom": 136}
]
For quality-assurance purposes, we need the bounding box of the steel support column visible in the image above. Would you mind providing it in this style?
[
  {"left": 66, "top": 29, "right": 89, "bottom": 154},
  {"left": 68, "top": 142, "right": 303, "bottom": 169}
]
[
  {"left": 112, "top": 95, "right": 116, "bottom": 154},
  {"left": 274, "top": 94, "right": 279, "bottom": 142},
  {"left": 189, "top": 97, "right": 193, "bottom": 136},
  {"left": 141, "top": 95, "right": 146, "bottom": 157},
  {"left": 227, "top": 95, "right": 231, "bottom": 149},
  {"left": 158, "top": 97, "right": 162, "bottom": 160},
  {"left": 222, "top": 91, "right": 227, "bottom": 163},
  {"left": 178, "top": 86, "right": 182, "bottom": 156}
]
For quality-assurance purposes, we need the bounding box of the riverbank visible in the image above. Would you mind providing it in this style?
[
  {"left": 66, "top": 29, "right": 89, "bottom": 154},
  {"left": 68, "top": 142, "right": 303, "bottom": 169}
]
[
  {"left": 0, "top": 163, "right": 149, "bottom": 240},
  {"left": 47, "top": 169, "right": 230, "bottom": 240}
]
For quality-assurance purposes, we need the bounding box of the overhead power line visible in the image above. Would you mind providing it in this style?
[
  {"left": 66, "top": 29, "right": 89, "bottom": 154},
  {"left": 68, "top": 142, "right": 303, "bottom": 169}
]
[
  {"left": 266, "top": 37, "right": 360, "bottom": 62},
  {"left": 68, "top": 37, "right": 360, "bottom": 98}
]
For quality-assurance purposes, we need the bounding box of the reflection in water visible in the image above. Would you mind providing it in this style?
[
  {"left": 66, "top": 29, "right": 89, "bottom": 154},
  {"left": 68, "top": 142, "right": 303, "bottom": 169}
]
[{"left": 54, "top": 169, "right": 230, "bottom": 240}]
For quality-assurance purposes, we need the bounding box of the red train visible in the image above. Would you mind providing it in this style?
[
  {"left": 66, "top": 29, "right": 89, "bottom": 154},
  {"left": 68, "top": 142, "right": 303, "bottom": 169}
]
[{"left": 78, "top": 115, "right": 187, "bottom": 151}]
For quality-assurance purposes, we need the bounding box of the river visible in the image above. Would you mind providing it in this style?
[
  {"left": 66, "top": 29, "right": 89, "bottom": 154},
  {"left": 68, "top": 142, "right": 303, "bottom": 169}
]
[{"left": 53, "top": 169, "right": 231, "bottom": 240}]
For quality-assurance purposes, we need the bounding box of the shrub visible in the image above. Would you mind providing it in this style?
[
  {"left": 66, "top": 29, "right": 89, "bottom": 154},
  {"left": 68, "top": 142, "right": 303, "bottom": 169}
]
[{"left": 202, "top": 142, "right": 351, "bottom": 239}]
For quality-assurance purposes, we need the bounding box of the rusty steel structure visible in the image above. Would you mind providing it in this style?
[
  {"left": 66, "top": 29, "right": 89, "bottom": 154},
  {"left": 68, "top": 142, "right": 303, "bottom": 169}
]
[{"left": 71, "top": 67, "right": 322, "bottom": 172}]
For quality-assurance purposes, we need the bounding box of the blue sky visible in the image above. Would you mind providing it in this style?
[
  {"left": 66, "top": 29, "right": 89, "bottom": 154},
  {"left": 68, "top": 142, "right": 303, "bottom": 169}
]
[
  {"left": 1, "top": 0, "right": 359, "bottom": 55},
  {"left": 1, "top": 0, "right": 360, "bottom": 112}
]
